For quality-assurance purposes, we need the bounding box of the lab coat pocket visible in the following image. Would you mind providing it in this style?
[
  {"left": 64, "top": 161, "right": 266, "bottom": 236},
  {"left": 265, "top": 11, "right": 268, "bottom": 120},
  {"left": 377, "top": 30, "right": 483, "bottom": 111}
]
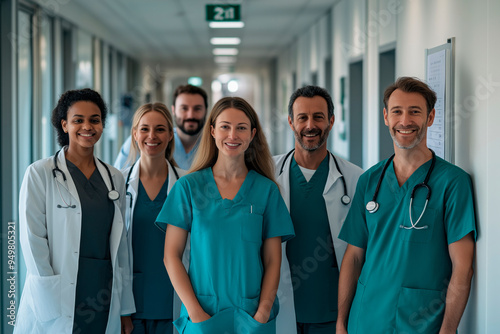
[
  {"left": 396, "top": 287, "right": 444, "bottom": 334},
  {"left": 235, "top": 308, "right": 276, "bottom": 334},
  {"left": 241, "top": 205, "right": 264, "bottom": 244},
  {"left": 400, "top": 206, "right": 436, "bottom": 244},
  {"left": 29, "top": 274, "right": 62, "bottom": 322}
]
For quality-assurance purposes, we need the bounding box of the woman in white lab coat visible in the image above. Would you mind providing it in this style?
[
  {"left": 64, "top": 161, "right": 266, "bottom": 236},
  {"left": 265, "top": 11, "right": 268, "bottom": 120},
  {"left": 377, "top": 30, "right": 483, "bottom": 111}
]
[
  {"left": 15, "top": 88, "right": 135, "bottom": 334},
  {"left": 122, "top": 103, "right": 184, "bottom": 334}
]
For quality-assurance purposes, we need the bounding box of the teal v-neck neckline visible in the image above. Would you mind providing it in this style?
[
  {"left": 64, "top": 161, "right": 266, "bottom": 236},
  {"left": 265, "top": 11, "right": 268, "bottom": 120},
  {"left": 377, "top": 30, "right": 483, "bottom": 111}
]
[
  {"left": 208, "top": 167, "right": 255, "bottom": 204},
  {"left": 291, "top": 155, "right": 328, "bottom": 188},
  {"left": 385, "top": 158, "right": 433, "bottom": 201}
]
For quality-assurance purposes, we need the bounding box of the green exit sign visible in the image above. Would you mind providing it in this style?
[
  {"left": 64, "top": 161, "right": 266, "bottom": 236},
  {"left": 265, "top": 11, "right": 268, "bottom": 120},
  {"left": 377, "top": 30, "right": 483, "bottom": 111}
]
[{"left": 206, "top": 4, "right": 241, "bottom": 22}]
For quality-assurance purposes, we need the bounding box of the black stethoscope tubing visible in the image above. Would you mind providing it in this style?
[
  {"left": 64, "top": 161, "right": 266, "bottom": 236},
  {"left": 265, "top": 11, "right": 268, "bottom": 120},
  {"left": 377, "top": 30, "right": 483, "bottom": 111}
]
[
  {"left": 52, "top": 149, "right": 120, "bottom": 208},
  {"left": 279, "top": 149, "right": 351, "bottom": 205},
  {"left": 366, "top": 150, "right": 436, "bottom": 214},
  {"left": 125, "top": 160, "right": 180, "bottom": 208}
]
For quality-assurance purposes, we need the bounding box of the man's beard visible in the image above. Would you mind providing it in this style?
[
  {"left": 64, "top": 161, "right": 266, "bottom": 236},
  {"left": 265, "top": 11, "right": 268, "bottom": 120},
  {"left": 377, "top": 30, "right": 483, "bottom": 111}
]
[
  {"left": 390, "top": 121, "right": 427, "bottom": 150},
  {"left": 176, "top": 118, "right": 205, "bottom": 136},
  {"left": 292, "top": 125, "right": 330, "bottom": 152}
]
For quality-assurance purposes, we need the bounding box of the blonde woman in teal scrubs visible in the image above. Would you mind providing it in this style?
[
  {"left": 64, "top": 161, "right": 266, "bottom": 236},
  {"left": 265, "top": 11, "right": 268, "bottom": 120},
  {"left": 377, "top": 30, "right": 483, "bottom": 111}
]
[{"left": 156, "top": 97, "right": 295, "bottom": 334}]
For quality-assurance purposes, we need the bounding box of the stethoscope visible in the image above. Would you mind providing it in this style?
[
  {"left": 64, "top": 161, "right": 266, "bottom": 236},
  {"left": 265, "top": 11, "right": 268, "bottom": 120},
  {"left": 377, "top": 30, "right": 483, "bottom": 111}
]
[
  {"left": 365, "top": 150, "right": 436, "bottom": 230},
  {"left": 279, "top": 149, "right": 351, "bottom": 205},
  {"left": 52, "top": 149, "right": 120, "bottom": 209},
  {"left": 125, "top": 161, "right": 180, "bottom": 209}
]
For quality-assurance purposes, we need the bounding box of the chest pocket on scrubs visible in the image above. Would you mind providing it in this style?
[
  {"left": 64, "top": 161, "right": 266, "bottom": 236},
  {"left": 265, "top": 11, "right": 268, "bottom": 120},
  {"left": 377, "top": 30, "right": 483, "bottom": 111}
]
[
  {"left": 400, "top": 206, "right": 436, "bottom": 244},
  {"left": 241, "top": 204, "right": 264, "bottom": 243}
]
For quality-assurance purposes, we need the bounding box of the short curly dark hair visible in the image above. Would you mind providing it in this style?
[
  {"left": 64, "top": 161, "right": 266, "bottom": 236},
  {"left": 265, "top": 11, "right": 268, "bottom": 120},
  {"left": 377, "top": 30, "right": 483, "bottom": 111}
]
[{"left": 51, "top": 88, "right": 108, "bottom": 147}]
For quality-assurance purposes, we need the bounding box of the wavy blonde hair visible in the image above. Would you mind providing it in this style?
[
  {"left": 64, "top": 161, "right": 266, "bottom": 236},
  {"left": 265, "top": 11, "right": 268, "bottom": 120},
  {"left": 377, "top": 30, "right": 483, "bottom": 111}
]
[
  {"left": 189, "top": 97, "right": 276, "bottom": 185},
  {"left": 126, "top": 102, "right": 177, "bottom": 167}
]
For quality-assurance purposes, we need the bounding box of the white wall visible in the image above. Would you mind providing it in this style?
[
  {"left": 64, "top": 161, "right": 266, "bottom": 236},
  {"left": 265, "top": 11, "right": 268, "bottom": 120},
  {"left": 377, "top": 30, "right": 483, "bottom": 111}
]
[
  {"left": 274, "top": 0, "right": 500, "bottom": 331},
  {"left": 396, "top": 1, "right": 499, "bottom": 331},
  {"left": 331, "top": 0, "right": 367, "bottom": 160}
]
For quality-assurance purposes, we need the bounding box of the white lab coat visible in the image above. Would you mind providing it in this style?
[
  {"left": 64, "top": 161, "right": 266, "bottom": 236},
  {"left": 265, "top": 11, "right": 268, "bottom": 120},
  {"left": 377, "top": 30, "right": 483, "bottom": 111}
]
[
  {"left": 273, "top": 151, "right": 363, "bottom": 333},
  {"left": 122, "top": 158, "right": 188, "bottom": 331},
  {"left": 15, "top": 149, "right": 135, "bottom": 334}
]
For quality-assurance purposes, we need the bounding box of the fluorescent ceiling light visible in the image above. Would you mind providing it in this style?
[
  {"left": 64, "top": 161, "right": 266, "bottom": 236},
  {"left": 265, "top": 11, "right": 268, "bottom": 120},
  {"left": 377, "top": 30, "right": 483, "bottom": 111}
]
[
  {"left": 213, "top": 48, "right": 239, "bottom": 56},
  {"left": 209, "top": 22, "right": 245, "bottom": 29},
  {"left": 188, "top": 77, "right": 203, "bottom": 86},
  {"left": 228, "top": 80, "right": 239, "bottom": 93},
  {"left": 210, "top": 37, "right": 241, "bottom": 45},
  {"left": 212, "top": 80, "right": 222, "bottom": 92},
  {"left": 214, "top": 56, "right": 237, "bottom": 64}
]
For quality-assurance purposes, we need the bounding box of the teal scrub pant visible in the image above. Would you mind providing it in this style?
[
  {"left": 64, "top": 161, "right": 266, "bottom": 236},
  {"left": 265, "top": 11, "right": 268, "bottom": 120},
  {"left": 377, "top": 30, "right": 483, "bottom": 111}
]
[
  {"left": 131, "top": 319, "right": 173, "bottom": 334},
  {"left": 297, "top": 321, "right": 336, "bottom": 334}
]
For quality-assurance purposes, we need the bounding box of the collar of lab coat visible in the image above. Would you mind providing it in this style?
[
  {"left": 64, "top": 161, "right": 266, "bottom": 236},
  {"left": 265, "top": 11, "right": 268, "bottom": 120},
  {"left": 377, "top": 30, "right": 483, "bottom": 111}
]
[
  {"left": 55, "top": 146, "right": 117, "bottom": 201},
  {"left": 54, "top": 146, "right": 79, "bottom": 202},
  {"left": 125, "top": 157, "right": 182, "bottom": 200},
  {"left": 275, "top": 150, "right": 342, "bottom": 209}
]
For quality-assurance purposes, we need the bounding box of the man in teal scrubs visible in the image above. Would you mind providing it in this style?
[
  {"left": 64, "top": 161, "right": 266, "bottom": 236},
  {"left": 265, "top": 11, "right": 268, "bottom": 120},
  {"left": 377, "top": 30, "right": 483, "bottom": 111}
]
[
  {"left": 274, "top": 86, "right": 363, "bottom": 334},
  {"left": 337, "top": 77, "right": 476, "bottom": 334}
]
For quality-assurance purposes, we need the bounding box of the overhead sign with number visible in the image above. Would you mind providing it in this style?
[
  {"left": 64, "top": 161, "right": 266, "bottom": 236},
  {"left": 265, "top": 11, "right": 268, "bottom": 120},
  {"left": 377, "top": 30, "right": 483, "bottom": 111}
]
[{"left": 206, "top": 4, "right": 241, "bottom": 22}]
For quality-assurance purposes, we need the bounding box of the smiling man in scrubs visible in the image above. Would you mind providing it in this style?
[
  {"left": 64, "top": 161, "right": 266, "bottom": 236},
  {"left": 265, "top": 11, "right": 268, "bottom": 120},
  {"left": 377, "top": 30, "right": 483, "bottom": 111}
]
[
  {"left": 337, "top": 77, "right": 476, "bottom": 334},
  {"left": 274, "top": 86, "right": 363, "bottom": 334}
]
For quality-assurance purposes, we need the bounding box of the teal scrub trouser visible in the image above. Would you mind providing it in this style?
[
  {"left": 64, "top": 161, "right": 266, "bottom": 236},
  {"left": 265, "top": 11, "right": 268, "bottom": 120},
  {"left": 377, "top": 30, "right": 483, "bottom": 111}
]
[
  {"left": 297, "top": 321, "right": 336, "bottom": 334},
  {"left": 131, "top": 319, "right": 173, "bottom": 334}
]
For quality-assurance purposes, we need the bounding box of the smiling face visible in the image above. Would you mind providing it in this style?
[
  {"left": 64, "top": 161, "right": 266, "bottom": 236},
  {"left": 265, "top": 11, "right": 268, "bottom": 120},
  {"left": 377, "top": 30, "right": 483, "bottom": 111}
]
[
  {"left": 210, "top": 108, "right": 256, "bottom": 159},
  {"left": 289, "top": 96, "right": 334, "bottom": 152},
  {"left": 384, "top": 89, "right": 435, "bottom": 151},
  {"left": 172, "top": 93, "right": 207, "bottom": 136},
  {"left": 133, "top": 111, "right": 173, "bottom": 159},
  {"left": 61, "top": 101, "right": 103, "bottom": 150}
]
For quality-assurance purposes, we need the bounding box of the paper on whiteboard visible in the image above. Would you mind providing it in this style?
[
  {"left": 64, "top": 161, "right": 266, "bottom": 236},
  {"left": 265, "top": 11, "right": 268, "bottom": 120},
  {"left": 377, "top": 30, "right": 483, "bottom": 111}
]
[{"left": 426, "top": 49, "right": 446, "bottom": 158}]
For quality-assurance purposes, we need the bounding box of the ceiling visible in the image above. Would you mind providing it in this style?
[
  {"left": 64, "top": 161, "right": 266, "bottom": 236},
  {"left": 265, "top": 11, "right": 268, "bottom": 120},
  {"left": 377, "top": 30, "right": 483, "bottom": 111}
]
[{"left": 73, "top": 0, "right": 338, "bottom": 71}]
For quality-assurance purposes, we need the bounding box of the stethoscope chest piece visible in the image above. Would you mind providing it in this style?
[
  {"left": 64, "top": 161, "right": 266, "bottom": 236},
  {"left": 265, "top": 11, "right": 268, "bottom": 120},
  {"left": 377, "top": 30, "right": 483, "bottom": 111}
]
[
  {"left": 108, "top": 190, "right": 120, "bottom": 201},
  {"left": 366, "top": 200, "right": 379, "bottom": 213},
  {"left": 341, "top": 195, "right": 351, "bottom": 205}
]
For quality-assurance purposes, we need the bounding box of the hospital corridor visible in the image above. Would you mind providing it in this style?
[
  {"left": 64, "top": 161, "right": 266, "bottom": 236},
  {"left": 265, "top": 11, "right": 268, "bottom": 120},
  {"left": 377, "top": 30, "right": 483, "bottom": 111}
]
[{"left": 0, "top": 0, "right": 499, "bottom": 333}]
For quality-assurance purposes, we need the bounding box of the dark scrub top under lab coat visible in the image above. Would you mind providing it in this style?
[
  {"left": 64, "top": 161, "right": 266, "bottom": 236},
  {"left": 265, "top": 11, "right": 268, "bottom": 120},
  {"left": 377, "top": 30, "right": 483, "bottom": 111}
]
[
  {"left": 132, "top": 179, "right": 174, "bottom": 320},
  {"left": 67, "top": 160, "right": 114, "bottom": 334},
  {"left": 286, "top": 156, "right": 338, "bottom": 324}
]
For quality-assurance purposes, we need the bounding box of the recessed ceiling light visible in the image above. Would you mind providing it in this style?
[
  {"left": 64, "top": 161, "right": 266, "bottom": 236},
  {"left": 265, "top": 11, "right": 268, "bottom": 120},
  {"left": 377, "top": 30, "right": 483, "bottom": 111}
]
[
  {"left": 209, "top": 22, "right": 245, "bottom": 29},
  {"left": 210, "top": 37, "right": 241, "bottom": 45},
  {"left": 213, "top": 48, "right": 239, "bottom": 56},
  {"left": 214, "top": 56, "right": 237, "bottom": 64}
]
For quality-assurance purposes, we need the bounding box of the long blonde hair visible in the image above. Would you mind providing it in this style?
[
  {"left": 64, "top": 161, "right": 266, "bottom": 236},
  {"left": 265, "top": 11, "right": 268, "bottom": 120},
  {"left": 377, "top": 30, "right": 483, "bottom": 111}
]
[
  {"left": 189, "top": 97, "right": 276, "bottom": 185},
  {"left": 126, "top": 102, "right": 177, "bottom": 167}
]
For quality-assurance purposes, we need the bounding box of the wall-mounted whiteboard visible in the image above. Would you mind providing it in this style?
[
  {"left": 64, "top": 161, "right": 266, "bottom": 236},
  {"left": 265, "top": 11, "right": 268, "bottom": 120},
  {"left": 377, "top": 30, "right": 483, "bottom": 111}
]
[{"left": 425, "top": 38, "right": 455, "bottom": 163}]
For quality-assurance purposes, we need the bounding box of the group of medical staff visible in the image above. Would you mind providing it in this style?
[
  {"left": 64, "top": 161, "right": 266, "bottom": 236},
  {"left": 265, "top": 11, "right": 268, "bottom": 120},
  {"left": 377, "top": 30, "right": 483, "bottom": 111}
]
[{"left": 16, "top": 77, "right": 476, "bottom": 334}]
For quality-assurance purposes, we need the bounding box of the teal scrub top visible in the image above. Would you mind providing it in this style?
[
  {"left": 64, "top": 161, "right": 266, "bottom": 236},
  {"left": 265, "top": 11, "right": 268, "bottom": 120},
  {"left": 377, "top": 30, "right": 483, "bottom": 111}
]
[
  {"left": 156, "top": 168, "right": 295, "bottom": 334},
  {"left": 287, "top": 156, "right": 338, "bottom": 323},
  {"left": 339, "top": 156, "right": 476, "bottom": 334},
  {"left": 132, "top": 179, "right": 173, "bottom": 320}
]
